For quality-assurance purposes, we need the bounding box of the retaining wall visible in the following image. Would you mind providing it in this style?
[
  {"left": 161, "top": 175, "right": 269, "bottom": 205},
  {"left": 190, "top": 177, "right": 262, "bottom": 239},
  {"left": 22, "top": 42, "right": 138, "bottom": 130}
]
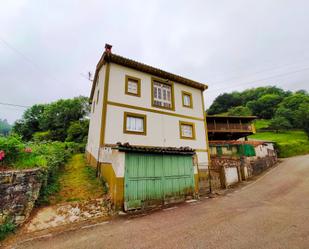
[{"left": 0, "top": 168, "right": 43, "bottom": 226}]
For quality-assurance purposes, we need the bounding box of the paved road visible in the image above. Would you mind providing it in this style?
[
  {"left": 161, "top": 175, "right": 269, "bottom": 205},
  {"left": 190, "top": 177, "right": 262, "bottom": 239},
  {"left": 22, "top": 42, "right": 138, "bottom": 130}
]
[{"left": 12, "top": 155, "right": 309, "bottom": 249}]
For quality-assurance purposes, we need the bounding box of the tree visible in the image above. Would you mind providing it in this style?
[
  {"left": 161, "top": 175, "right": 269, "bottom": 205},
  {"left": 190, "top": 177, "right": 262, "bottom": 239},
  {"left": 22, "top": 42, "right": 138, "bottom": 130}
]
[
  {"left": 0, "top": 119, "right": 11, "bottom": 136},
  {"left": 66, "top": 119, "right": 89, "bottom": 143},
  {"left": 268, "top": 116, "right": 292, "bottom": 133},
  {"left": 12, "top": 104, "right": 46, "bottom": 140},
  {"left": 207, "top": 92, "right": 242, "bottom": 114},
  {"left": 13, "top": 96, "right": 90, "bottom": 142},
  {"left": 227, "top": 106, "right": 252, "bottom": 116},
  {"left": 275, "top": 92, "right": 309, "bottom": 128},
  {"left": 39, "top": 96, "right": 90, "bottom": 141},
  {"left": 247, "top": 94, "right": 283, "bottom": 119},
  {"left": 296, "top": 103, "right": 309, "bottom": 138},
  {"left": 207, "top": 86, "right": 290, "bottom": 116}
]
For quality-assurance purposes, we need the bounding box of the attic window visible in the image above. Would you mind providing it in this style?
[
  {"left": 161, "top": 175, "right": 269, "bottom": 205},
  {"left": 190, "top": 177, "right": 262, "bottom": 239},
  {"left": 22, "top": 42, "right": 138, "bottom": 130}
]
[{"left": 125, "top": 75, "right": 141, "bottom": 97}]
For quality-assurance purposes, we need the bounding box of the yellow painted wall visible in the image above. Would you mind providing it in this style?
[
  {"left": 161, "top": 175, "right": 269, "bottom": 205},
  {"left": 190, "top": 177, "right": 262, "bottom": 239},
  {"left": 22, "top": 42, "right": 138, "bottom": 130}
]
[{"left": 100, "top": 163, "right": 124, "bottom": 209}]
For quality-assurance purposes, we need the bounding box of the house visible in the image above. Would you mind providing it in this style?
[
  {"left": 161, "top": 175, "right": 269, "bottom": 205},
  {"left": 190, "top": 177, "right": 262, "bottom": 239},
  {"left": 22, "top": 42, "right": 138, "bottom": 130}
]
[
  {"left": 86, "top": 44, "right": 210, "bottom": 210},
  {"left": 209, "top": 140, "right": 277, "bottom": 189},
  {"left": 207, "top": 115, "right": 257, "bottom": 140}
]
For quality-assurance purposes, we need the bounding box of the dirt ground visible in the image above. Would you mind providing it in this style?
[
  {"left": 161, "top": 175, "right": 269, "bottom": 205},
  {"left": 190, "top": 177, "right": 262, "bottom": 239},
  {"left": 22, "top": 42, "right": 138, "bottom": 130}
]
[{"left": 5, "top": 155, "right": 309, "bottom": 249}]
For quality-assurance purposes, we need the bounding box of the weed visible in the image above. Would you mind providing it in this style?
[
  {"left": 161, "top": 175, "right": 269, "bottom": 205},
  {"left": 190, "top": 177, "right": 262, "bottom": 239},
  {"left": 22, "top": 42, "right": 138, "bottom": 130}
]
[{"left": 0, "top": 218, "right": 15, "bottom": 241}]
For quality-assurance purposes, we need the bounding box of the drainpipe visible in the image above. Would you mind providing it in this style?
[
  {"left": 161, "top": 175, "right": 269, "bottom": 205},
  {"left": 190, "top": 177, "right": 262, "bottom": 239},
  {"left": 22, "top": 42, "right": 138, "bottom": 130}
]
[{"left": 96, "top": 147, "right": 101, "bottom": 177}]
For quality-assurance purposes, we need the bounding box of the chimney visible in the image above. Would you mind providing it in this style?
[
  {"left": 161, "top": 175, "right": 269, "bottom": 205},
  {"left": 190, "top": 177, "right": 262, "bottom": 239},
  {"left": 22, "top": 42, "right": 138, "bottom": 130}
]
[{"left": 105, "top": 43, "right": 112, "bottom": 53}]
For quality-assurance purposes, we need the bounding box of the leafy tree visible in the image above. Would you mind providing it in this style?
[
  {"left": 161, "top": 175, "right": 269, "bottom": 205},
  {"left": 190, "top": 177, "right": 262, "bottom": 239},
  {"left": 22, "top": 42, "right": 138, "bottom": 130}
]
[
  {"left": 296, "top": 103, "right": 309, "bottom": 138},
  {"left": 268, "top": 116, "right": 292, "bottom": 133},
  {"left": 13, "top": 104, "right": 46, "bottom": 140},
  {"left": 275, "top": 92, "right": 309, "bottom": 128},
  {"left": 247, "top": 94, "right": 283, "bottom": 119},
  {"left": 66, "top": 119, "right": 89, "bottom": 143},
  {"left": 0, "top": 119, "right": 11, "bottom": 136},
  {"left": 39, "top": 96, "right": 90, "bottom": 141},
  {"left": 227, "top": 106, "right": 252, "bottom": 116},
  {"left": 32, "top": 131, "right": 52, "bottom": 142},
  {"left": 207, "top": 92, "right": 242, "bottom": 114},
  {"left": 207, "top": 86, "right": 290, "bottom": 116},
  {"left": 13, "top": 96, "right": 90, "bottom": 142}
]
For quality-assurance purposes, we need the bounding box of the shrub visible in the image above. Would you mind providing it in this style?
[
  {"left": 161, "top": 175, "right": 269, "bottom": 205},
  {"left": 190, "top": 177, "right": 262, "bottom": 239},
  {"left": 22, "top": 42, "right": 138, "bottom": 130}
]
[
  {"left": 32, "top": 130, "right": 52, "bottom": 142},
  {"left": 0, "top": 134, "right": 24, "bottom": 165},
  {"left": 0, "top": 218, "right": 15, "bottom": 241}
]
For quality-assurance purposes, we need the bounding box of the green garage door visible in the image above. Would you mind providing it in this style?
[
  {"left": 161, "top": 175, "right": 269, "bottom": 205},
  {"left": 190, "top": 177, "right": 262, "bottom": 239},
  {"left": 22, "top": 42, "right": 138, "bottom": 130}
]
[{"left": 124, "top": 153, "right": 195, "bottom": 210}]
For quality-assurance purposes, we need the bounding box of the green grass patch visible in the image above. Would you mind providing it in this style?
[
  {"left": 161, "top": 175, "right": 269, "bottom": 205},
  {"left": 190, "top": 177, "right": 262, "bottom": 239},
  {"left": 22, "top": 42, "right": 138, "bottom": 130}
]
[
  {"left": 254, "top": 119, "right": 271, "bottom": 130},
  {"left": 0, "top": 218, "right": 15, "bottom": 241},
  {"left": 250, "top": 130, "right": 309, "bottom": 157},
  {"left": 49, "top": 154, "right": 104, "bottom": 204}
]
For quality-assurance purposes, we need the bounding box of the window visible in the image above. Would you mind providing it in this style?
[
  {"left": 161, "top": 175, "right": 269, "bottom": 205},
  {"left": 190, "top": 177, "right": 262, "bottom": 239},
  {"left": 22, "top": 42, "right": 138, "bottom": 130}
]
[
  {"left": 179, "top": 121, "right": 195, "bottom": 140},
  {"left": 125, "top": 75, "right": 141, "bottom": 97},
  {"left": 182, "top": 91, "right": 193, "bottom": 108},
  {"left": 123, "top": 112, "right": 147, "bottom": 135},
  {"left": 151, "top": 77, "right": 174, "bottom": 110}
]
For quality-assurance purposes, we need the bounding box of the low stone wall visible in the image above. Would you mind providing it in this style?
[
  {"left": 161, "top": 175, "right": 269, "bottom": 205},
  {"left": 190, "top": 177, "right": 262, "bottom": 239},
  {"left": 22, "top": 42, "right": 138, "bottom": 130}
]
[
  {"left": 0, "top": 168, "right": 43, "bottom": 226},
  {"left": 210, "top": 155, "right": 277, "bottom": 190},
  {"left": 210, "top": 157, "right": 241, "bottom": 189},
  {"left": 245, "top": 156, "right": 278, "bottom": 176}
]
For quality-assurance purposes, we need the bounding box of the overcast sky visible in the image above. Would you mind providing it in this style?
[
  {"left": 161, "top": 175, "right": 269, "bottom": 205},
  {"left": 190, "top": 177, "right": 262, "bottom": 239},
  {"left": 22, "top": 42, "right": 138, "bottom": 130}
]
[{"left": 1, "top": 0, "right": 309, "bottom": 124}]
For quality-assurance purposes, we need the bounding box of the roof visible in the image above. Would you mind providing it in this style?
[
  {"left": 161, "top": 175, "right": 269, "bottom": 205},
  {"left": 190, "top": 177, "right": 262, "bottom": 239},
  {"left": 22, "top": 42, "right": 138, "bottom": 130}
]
[
  {"left": 209, "top": 140, "right": 272, "bottom": 147},
  {"left": 89, "top": 49, "right": 208, "bottom": 102},
  {"left": 115, "top": 142, "right": 196, "bottom": 155},
  {"left": 206, "top": 115, "right": 257, "bottom": 120}
]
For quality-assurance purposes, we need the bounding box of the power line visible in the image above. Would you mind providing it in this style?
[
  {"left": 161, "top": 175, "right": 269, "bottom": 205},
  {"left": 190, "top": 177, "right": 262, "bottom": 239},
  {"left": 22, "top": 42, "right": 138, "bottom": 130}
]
[
  {"left": 0, "top": 102, "right": 30, "bottom": 108},
  {"left": 207, "top": 66, "right": 309, "bottom": 93},
  {"left": 0, "top": 36, "right": 66, "bottom": 85},
  {"left": 210, "top": 57, "right": 309, "bottom": 85}
]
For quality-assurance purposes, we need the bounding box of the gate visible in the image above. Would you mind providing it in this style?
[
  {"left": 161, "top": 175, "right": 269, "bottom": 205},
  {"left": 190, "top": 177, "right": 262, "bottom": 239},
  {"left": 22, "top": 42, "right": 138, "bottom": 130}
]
[{"left": 124, "top": 153, "right": 195, "bottom": 210}]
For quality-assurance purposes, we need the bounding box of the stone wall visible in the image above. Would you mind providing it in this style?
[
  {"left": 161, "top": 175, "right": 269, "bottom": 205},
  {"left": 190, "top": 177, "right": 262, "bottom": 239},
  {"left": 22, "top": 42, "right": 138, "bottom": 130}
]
[
  {"left": 210, "top": 156, "right": 241, "bottom": 189},
  {"left": 210, "top": 155, "right": 277, "bottom": 190},
  {"left": 0, "top": 168, "right": 43, "bottom": 226}
]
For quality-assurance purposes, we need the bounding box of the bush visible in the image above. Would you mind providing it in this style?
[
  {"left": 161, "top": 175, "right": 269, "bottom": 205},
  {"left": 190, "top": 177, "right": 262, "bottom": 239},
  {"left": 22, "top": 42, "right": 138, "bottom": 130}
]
[
  {"left": 0, "top": 134, "right": 24, "bottom": 165},
  {"left": 32, "top": 130, "right": 52, "bottom": 142},
  {"left": 0, "top": 218, "right": 15, "bottom": 241},
  {"left": 35, "top": 142, "right": 72, "bottom": 205}
]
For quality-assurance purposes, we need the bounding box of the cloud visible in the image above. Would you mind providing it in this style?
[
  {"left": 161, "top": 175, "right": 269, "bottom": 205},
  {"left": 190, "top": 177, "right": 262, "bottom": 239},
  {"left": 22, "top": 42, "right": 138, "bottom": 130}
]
[{"left": 0, "top": 0, "right": 309, "bottom": 123}]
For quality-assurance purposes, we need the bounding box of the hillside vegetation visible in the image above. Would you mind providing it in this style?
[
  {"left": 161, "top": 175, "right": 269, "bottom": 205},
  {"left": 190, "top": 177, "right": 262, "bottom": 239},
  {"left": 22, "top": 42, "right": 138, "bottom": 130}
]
[
  {"left": 0, "top": 119, "right": 11, "bottom": 136},
  {"left": 208, "top": 86, "right": 309, "bottom": 138},
  {"left": 250, "top": 130, "right": 309, "bottom": 158}
]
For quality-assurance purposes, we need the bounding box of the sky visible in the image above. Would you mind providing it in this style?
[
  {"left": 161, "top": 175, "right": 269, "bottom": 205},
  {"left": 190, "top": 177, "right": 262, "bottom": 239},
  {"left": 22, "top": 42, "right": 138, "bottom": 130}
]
[{"left": 1, "top": 0, "right": 309, "bottom": 124}]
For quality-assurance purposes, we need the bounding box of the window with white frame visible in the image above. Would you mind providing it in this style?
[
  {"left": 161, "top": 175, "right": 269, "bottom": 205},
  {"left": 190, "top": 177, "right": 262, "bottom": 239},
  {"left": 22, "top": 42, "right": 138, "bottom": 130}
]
[
  {"left": 179, "top": 121, "right": 195, "bottom": 139},
  {"left": 124, "top": 112, "right": 146, "bottom": 135},
  {"left": 153, "top": 80, "right": 172, "bottom": 109}
]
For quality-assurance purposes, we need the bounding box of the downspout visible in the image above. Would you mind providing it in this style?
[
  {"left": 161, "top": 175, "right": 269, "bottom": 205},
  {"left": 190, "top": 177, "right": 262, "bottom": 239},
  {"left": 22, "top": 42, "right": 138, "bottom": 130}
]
[{"left": 201, "top": 91, "right": 212, "bottom": 194}]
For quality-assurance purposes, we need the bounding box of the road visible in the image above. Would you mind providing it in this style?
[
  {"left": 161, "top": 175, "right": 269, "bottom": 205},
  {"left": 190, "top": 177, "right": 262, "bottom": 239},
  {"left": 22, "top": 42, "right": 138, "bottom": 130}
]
[{"left": 10, "top": 155, "right": 309, "bottom": 249}]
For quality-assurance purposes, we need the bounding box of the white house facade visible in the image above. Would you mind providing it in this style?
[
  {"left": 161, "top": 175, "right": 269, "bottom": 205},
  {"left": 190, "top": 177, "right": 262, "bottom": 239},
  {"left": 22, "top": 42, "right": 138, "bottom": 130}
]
[{"left": 86, "top": 44, "right": 210, "bottom": 210}]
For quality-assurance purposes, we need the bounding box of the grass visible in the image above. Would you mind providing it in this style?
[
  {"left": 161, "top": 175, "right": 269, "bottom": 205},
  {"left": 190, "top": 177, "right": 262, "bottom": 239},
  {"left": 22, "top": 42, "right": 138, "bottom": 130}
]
[
  {"left": 49, "top": 154, "right": 104, "bottom": 204},
  {"left": 249, "top": 130, "right": 309, "bottom": 158},
  {"left": 254, "top": 119, "right": 271, "bottom": 130},
  {"left": 0, "top": 219, "right": 15, "bottom": 241}
]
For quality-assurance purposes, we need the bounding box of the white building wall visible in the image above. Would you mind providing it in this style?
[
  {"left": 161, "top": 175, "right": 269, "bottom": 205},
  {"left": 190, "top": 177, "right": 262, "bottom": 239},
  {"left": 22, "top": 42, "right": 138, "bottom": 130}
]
[
  {"left": 86, "top": 64, "right": 106, "bottom": 160},
  {"left": 108, "top": 63, "right": 205, "bottom": 118},
  {"left": 255, "top": 143, "right": 274, "bottom": 158},
  {"left": 104, "top": 63, "right": 209, "bottom": 169}
]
